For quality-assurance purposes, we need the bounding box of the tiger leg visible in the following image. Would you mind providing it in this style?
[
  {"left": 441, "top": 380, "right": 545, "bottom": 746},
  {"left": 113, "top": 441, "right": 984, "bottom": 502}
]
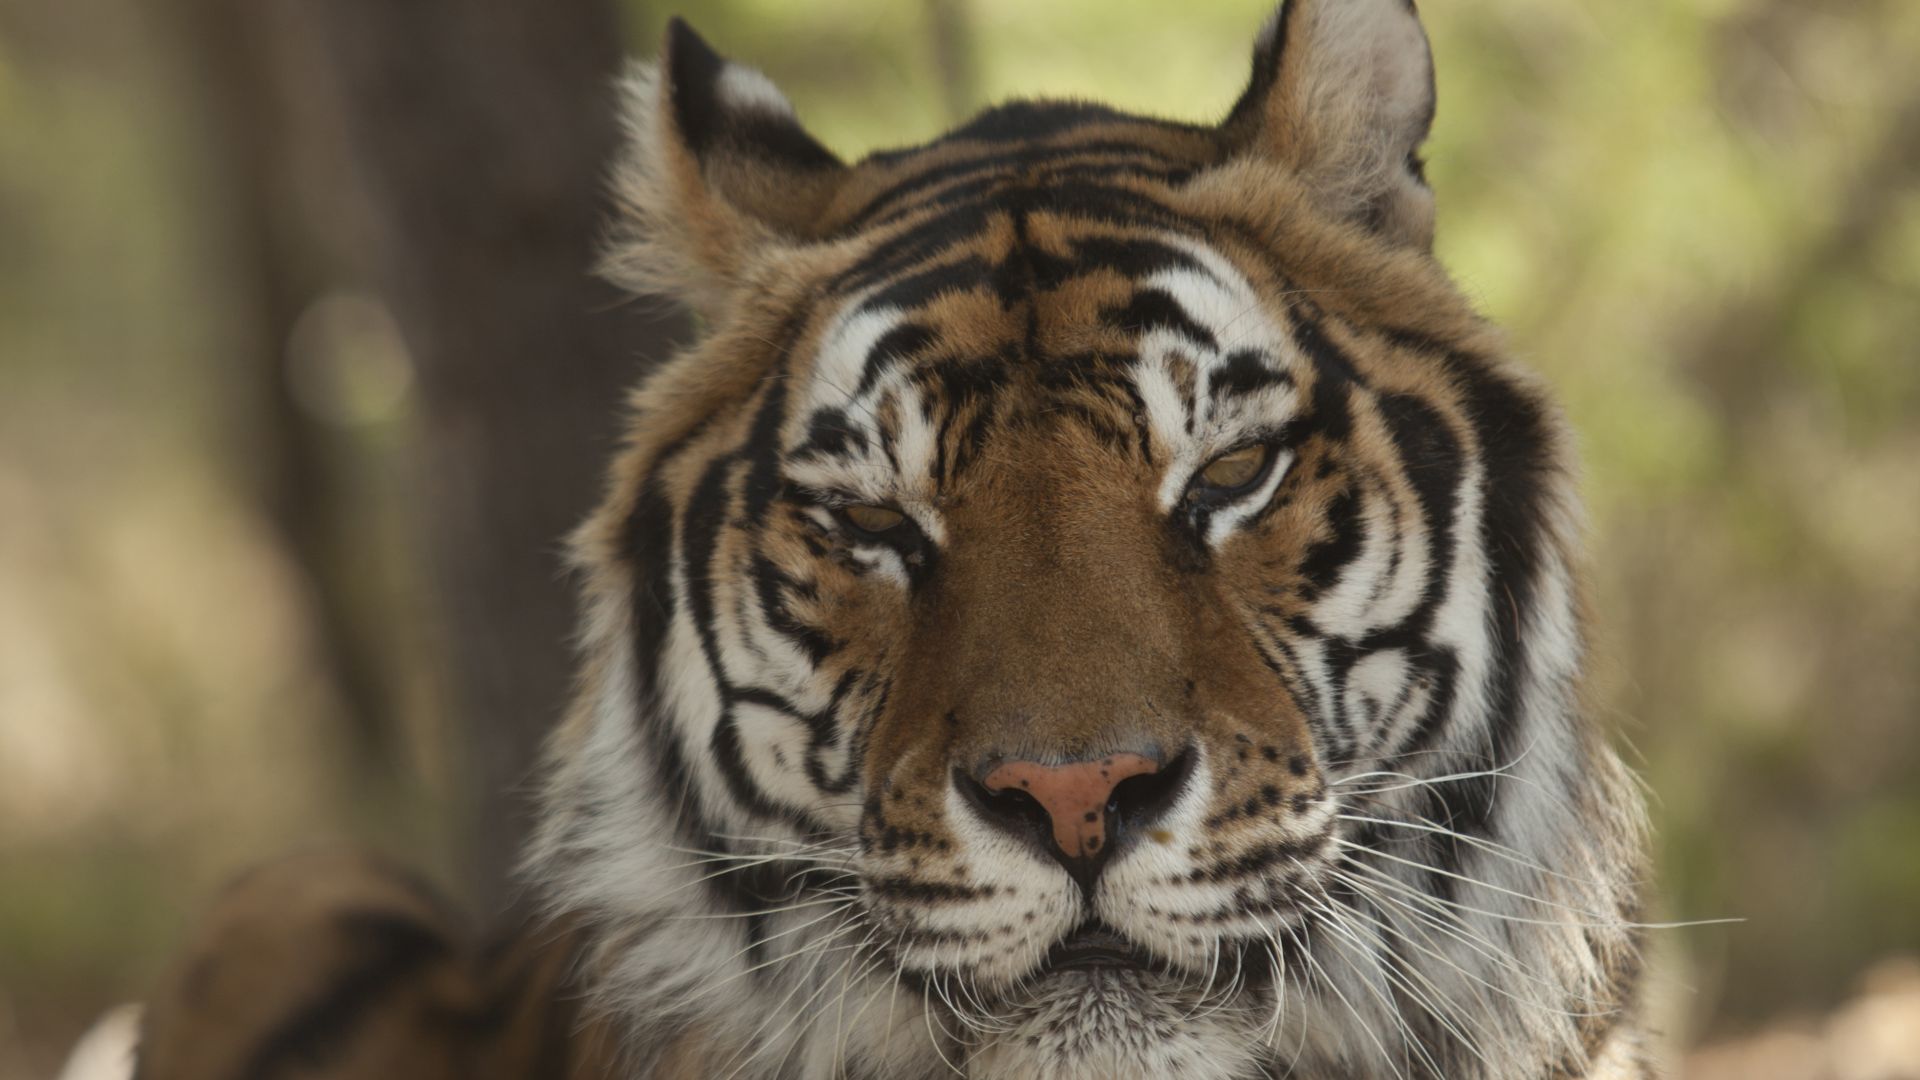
[{"left": 132, "top": 851, "right": 484, "bottom": 1080}]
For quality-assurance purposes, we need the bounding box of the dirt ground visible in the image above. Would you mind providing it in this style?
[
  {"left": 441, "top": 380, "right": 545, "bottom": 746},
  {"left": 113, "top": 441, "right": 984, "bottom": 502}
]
[{"left": 1685, "top": 958, "right": 1920, "bottom": 1080}]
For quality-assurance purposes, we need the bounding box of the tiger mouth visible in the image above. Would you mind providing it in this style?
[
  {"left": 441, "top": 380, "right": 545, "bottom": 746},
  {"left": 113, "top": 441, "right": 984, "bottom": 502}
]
[
  {"left": 1031, "top": 927, "right": 1284, "bottom": 997},
  {"left": 1038, "top": 923, "right": 1160, "bottom": 976}
]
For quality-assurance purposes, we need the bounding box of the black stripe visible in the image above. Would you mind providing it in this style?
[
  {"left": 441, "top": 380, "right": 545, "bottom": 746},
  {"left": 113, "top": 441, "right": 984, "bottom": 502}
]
[
  {"left": 1020, "top": 181, "right": 1190, "bottom": 233},
  {"left": 864, "top": 876, "right": 994, "bottom": 903},
  {"left": 1104, "top": 288, "right": 1219, "bottom": 349},
  {"left": 731, "top": 686, "right": 835, "bottom": 775},
  {"left": 236, "top": 910, "right": 451, "bottom": 1080},
  {"left": 863, "top": 162, "right": 1199, "bottom": 233},
  {"left": 831, "top": 203, "right": 994, "bottom": 298},
  {"left": 806, "top": 668, "right": 866, "bottom": 794},
  {"left": 856, "top": 321, "right": 938, "bottom": 397},
  {"left": 1427, "top": 350, "right": 1555, "bottom": 844},
  {"left": 625, "top": 424, "right": 717, "bottom": 854},
  {"left": 1297, "top": 487, "right": 1361, "bottom": 593},
  {"left": 792, "top": 406, "right": 868, "bottom": 462},
  {"left": 751, "top": 554, "right": 839, "bottom": 665},
  {"left": 832, "top": 183, "right": 1193, "bottom": 302},
  {"left": 1370, "top": 391, "right": 1461, "bottom": 641},
  {"left": 846, "top": 142, "right": 1189, "bottom": 228},
  {"left": 1211, "top": 347, "right": 1294, "bottom": 400},
  {"left": 858, "top": 257, "right": 992, "bottom": 316},
  {"left": 691, "top": 385, "right": 801, "bottom": 826},
  {"left": 913, "top": 353, "right": 1010, "bottom": 487},
  {"left": 1027, "top": 234, "right": 1216, "bottom": 293},
  {"left": 1290, "top": 308, "right": 1361, "bottom": 438},
  {"left": 1188, "top": 837, "right": 1324, "bottom": 883}
]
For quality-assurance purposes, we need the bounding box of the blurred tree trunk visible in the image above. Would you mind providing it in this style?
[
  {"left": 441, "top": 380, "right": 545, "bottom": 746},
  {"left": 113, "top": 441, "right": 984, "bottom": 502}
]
[
  {"left": 172, "top": 0, "right": 402, "bottom": 787},
  {"left": 284, "top": 0, "right": 685, "bottom": 913},
  {"left": 925, "top": 0, "right": 979, "bottom": 123}
]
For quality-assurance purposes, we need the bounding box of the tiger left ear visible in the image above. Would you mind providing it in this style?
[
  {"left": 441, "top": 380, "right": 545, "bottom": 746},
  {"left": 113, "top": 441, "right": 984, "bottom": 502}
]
[
  {"left": 1221, "top": 0, "right": 1438, "bottom": 250},
  {"left": 605, "top": 19, "right": 849, "bottom": 316}
]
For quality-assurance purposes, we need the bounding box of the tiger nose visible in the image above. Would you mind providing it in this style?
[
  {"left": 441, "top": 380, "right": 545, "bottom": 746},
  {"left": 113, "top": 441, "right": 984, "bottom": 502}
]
[
  {"left": 958, "top": 748, "right": 1193, "bottom": 882},
  {"left": 980, "top": 754, "right": 1157, "bottom": 859}
]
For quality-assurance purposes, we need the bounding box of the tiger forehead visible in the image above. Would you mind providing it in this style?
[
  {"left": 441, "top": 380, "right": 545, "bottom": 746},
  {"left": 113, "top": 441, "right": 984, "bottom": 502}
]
[
  {"left": 822, "top": 102, "right": 1221, "bottom": 231},
  {"left": 782, "top": 222, "right": 1305, "bottom": 488}
]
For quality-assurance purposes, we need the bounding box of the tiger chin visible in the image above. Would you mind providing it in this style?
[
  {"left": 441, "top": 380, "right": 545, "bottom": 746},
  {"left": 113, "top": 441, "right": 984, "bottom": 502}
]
[{"left": 100, "top": 3, "right": 1658, "bottom": 1080}]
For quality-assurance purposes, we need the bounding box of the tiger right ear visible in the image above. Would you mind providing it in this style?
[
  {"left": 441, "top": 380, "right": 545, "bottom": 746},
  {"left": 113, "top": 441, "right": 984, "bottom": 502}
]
[
  {"left": 1221, "top": 0, "right": 1438, "bottom": 249},
  {"left": 604, "top": 19, "right": 849, "bottom": 316}
]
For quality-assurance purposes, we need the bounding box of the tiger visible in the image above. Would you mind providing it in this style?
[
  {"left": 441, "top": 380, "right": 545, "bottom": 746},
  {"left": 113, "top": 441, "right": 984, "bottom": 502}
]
[{"left": 96, "top": 2, "right": 1658, "bottom": 1078}]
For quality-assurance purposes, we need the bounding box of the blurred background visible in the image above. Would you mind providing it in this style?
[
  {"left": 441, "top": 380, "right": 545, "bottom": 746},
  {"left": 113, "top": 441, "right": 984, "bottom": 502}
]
[{"left": 1, "top": 0, "right": 1916, "bottom": 1076}]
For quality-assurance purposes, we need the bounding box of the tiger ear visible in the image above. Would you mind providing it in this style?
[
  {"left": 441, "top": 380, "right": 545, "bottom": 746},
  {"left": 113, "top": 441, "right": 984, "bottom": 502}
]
[
  {"left": 604, "top": 19, "right": 848, "bottom": 316},
  {"left": 1221, "top": 0, "right": 1438, "bottom": 249}
]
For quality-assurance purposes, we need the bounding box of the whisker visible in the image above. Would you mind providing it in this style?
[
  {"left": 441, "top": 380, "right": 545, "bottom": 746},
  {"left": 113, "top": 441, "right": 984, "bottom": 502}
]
[
  {"left": 1306, "top": 889, "right": 1491, "bottom": 1073},
  {"left": 1326, "top": 863, "right": 1574, "bottom": 999},
  {"left": 1331, "top": 875, "right": 1604, "bottom": 1025},
  {"left": 1304, "top": 894, "right": 1440, "bottom": 1078},
  {"left": 920, "top": 981, "right": 968, "bottom": 1078},
  {"left": 1293, "top": 917, "right": 1404, "bottom": 1080},
  {"left": 1339, "top": 846, "right": 1738, "bottom": 933},
  {"left": 693, "top": 910, "right": 864, "bottom": 1002},
  {"left": 1333, "top": 808, "right": 1610, "bottom": 892},
  {"left": 1337, "top": 839, "right": 1623, "bottom": 926},
  {"left": 668, "top": 892, "right": 858, "bottom": 922},
  {"left": 734, "top": 934, "right": 873, "bottom": 1080}
]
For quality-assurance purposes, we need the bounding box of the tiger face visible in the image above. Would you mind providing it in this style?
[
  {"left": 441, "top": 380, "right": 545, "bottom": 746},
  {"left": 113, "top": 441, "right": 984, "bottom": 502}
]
[{"left": 533, "top": 3, "right": 1652, "bottom": 1079}]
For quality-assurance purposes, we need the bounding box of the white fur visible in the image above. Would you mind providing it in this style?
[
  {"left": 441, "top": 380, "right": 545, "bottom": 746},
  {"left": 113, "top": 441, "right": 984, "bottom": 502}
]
[
  {"left": 57, "top": 1005, "right": 140, "bottom": 1080},
  {"left": 785, "top": 300, "right": 949, "bottom": 547},
  {"left": 718, "top": 62, "right": 796, "bottom": 118},
  {"left": 1139, "top": 235, "right": 1303, "bottom": 516}
]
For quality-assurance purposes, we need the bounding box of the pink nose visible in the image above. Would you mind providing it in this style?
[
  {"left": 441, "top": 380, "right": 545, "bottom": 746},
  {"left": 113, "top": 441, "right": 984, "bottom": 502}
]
[{"left": 981, "top": 753, "right": 1161, "bottom": 859}]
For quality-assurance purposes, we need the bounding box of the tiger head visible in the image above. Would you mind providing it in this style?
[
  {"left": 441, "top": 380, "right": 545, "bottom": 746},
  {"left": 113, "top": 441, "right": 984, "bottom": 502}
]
[{"left": 532, "top": 3, "right": 1651, "bottom": 1079}]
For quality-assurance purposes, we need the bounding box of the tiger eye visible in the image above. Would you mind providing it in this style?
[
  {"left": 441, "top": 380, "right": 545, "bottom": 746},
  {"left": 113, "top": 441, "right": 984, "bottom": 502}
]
[
  {"left": 840, "top": 504, "right": 907, "bottom": 534},
  {"left": 1196, "top": 444, "right": 1270, "bottom": 491}
]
